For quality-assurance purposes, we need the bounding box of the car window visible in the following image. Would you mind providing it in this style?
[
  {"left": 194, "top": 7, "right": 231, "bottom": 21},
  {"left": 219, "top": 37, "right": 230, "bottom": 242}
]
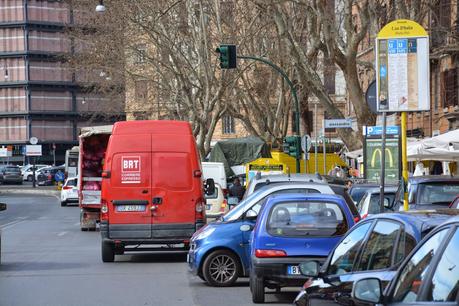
[
  {"left": 426, "top": 227, "right": 459, "bottom": 302},
  {"left": 350, "top": 187, "right": 370, "bottom": 204},
  {"left": 327, "top": 222, "right": 372, "bottom": 275},
  {"left": 392, "top": 228, "right": 449, "bottom": 302},
  {"left": 66, "top": 179, "right": 78, "bottom": 187},
  {"left": 357, "top": 192, "right": 369, "bottom": 211},
  {"left": 206, "top": 186, "right": 219, "bottom": 199},
  {"left": 368, "top": 193, "right": 396, "bottom": 214},
  {"left": 249, "top": 189, "right": 320, "bottom": 219},
  {"left": 417, "top": 183, "right": 459, "bottom": 205},
  {"left": 267, "top": 201, "right": 347, "bottom": 238},
  {"left": 5, "top": 167, "right": 20, "bottom": 173},
  {"left": 394, "top": 231, "right": 417, "bottom": 265},
  {"left": 356, "top": 220, "right": 401, "bottom": 271}
]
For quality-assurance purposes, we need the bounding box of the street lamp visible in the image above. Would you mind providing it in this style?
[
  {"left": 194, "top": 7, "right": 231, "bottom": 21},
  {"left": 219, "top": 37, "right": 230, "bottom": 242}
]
[{"left": 95, "top": 0, "right": 106, "bottom": 13}]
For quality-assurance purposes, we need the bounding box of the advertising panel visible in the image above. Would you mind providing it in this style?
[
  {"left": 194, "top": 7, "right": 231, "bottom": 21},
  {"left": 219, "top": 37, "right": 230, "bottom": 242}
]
[{"left": 364, "top": 138, "right": 400, "bottom": 181}]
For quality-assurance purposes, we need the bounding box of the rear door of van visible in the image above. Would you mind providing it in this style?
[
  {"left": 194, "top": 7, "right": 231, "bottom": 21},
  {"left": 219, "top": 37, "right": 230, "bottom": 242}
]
[
  {"left": 150, "top": 133, "right": 197, "bottom": 239},
  {"left": 107, "top": 134, "right": 152, "bottom": 239}
]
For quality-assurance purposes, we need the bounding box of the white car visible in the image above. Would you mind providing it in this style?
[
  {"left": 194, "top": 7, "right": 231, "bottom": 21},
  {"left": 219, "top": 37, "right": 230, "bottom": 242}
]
[
  {"left": 205, "top": 184, "right": 228, "bottom": 218},
  {"left": 21, "top": 164, "right": 48, "bottom": 181},
  {"left": 60, "top": 177, "right": 79, "bottom": 207}
]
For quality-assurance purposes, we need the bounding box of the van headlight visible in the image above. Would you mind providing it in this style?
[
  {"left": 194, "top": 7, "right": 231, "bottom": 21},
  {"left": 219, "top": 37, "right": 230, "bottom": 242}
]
[{"left": 194, "top": 227, "right": 216, "bottom": 240}]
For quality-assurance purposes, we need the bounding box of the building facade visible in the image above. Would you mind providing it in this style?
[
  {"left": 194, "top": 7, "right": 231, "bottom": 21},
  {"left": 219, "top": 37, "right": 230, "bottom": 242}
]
[{"left": 0, "top": 0, "right": 124, "bottom": 164}]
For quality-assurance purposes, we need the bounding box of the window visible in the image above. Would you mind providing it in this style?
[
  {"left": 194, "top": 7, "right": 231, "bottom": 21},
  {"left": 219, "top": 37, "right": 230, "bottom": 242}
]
[
  {"left": 394, "top": 231, "right": 417, "bottom": 265},
  {"left": 267, "top": 201, "right": 348, "bottom": 238},
  {"left": 392, "top": 229, "right": 449, "bottom": 302},
  {"left": 327, "top": 222, "right": 372, "bottom": 275},
  {"left": 441, "top": 69, "right": 458, "bottom": 107},
  {"left": 66, "top": 179, "right": 77, "bottom": 187},
  {"left": 134, "top": 45, "right": 147, "bottom": 64},
  {"left": 427, "top": 228, "right": 459, "bottom": 302},
  {"left": 222, "top": 115, "right": 235, "bottom": 134},
  {"left": 356, "top": 221, "right": 401, "bottom": 271},
  {"left": 417, "top": 182, "right": 459, "bottom": 205},
  {"left": 367, "top": 192, "right": 396, "bottom": 214},
  {"left": 134, "top": 79, "right": 148, "bottom": 103}
]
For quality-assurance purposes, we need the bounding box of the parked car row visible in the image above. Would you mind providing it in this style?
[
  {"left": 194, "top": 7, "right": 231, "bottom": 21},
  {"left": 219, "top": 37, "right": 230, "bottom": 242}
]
[{"left": 187, "top": 173, "right": 459, "bottom": 304}]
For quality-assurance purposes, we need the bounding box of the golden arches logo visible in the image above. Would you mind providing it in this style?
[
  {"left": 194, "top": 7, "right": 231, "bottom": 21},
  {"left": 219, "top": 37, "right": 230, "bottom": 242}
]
[{"left": 371, "top": 148, "right": 394, "bottom": 168}]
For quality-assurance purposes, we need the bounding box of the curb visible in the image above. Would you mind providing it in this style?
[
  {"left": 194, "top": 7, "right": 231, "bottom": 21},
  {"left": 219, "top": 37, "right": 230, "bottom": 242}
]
[{"left": 0, "top": 189, "right": 60, "bottom": 197}]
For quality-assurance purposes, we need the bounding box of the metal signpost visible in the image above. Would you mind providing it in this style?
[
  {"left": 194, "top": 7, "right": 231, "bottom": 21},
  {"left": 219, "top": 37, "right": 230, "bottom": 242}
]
[
  {"left": 376, "top": 20, "right": 430, "bottom": 211},
  {"left": 27, "top": 137, "right": 40, "bottom": 188}
]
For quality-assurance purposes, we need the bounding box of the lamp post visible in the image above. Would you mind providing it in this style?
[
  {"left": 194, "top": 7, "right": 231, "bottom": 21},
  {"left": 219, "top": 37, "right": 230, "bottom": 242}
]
[{"left": 95, "top": 0, "right": 106, "bottom": 13}]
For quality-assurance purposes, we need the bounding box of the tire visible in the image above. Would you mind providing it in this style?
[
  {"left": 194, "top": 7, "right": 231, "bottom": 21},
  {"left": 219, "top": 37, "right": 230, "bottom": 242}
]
[
  {"left": 102, "top": 241, "right": 115, "bottom": 262},
  {"left": 250, "top": 273, "right": 265, "bottom": 303},
  {"left": 61, "top": 201, "right": 67, "bottom": 207},
  {"left": 202, "top": 250, "right": 241, "bottom": 287},
  {"left": 81, "top": 227, "right": 88, "bottom": 232},
  {"left": 27, "top": 175, "right": 33, "bottom": 182}
]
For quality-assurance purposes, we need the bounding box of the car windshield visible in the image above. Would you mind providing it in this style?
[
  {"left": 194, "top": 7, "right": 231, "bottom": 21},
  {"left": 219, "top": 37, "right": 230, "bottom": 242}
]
[
  {"left": 350, "top": 187, "right": 371, "bottom": 204},
  {"left": 267, "top": 201, "right": 347, "bottom": 237},
  {"left": 221, "top": 190, "right": 263, "bottom": 222},
  {"left": 417, "top": 182, "right": 459, "bottom": 205},
  {"left": 4, "top": 167, "right": 20, "bottom": 173},
  {"left": 66, "top": 179, "right": 77, "bottom": 187}
]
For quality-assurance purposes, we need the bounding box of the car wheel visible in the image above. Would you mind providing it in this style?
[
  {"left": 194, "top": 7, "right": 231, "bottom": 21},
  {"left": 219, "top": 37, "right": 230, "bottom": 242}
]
[
  {"left": 27, "top": 175, "right": 33, "bottom": 182},
  {"left": 101, "top": 241, "right": 115, "bottom": 262},
  {"left": 202, "top": 250, "right": 241, "bottom": 287},
  {"left": 61, "top": 201, "right": 67, "bottom": 207},
  {"left": 250, "top": 273, "right": 265, "bottom": 303}
]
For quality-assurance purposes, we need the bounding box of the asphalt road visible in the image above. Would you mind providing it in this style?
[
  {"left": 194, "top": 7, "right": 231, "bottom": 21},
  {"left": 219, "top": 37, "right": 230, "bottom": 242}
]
[{"left": 0, "top": 193, "right": 298, "bottom": 306}]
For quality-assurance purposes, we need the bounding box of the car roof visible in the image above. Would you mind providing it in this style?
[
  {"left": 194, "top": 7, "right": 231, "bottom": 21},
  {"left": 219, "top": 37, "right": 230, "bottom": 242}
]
[
  {"left": 251, "top": 173, "right": 325, "bottom": 183},
  {"left": 264, "top": 193, "right": 345, "bottom": 205},
  {"left": 409, "top": 175, "right": 459, "bottom": 183},
  {"left": 362, "top": 186, "right": 399, "bottom": 194},
  {"left": 365, "top": 209, "right": 459, "bottom": 236},
  {"left": 254, "top": 181, "right": 333, "bottom": 193}
]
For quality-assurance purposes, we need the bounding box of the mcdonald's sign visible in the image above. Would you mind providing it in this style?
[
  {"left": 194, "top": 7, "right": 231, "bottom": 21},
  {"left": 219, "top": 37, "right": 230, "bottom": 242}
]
[{"left": 364, "top": 138, "right": 400, "bottom": 181}]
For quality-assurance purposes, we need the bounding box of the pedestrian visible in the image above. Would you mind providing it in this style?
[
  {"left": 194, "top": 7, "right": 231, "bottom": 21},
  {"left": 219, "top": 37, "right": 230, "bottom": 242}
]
[
  {"left": 229, "top": 177, "right": 245, "bottom": 201},
  {"left": 345, "top": 180, "right": 353, "bottom": 189}
]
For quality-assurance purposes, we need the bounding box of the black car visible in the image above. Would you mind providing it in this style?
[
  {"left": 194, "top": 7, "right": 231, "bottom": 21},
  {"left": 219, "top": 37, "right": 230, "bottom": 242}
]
[
  {"left": 0, "top": 202, "right": 7, "bottom": 264},
  {"left": 293, "top": 210, "right": 458, "bottom": 306},
  {"left": 352, "top": 215, "right": 459, "bottom": 306},
  {"left": 37, "top": 166, "right": 65, "bottom": 186},
  {"left": 0, "top": 165, "right": 23, "bottom": 185},
  {"left": 393, "top": 176, "right": 459, "bottom": 211}
]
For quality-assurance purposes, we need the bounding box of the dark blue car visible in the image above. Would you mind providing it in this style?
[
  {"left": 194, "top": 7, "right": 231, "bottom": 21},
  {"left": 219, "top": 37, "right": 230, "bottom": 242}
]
[{"left": 250, "top": 193, "right": 356, "bottom": 303}]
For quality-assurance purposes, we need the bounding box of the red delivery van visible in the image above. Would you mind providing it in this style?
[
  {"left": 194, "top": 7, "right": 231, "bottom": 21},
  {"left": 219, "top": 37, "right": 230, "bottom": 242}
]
[{"left": 100, "top": 120, "right": 210, "bottom": 262}]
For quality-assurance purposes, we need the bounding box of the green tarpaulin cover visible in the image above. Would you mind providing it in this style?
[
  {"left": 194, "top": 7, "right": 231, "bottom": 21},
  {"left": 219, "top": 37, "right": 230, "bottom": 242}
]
[{"left": 208, "top": 136, "right": 271, "bottom": 177}]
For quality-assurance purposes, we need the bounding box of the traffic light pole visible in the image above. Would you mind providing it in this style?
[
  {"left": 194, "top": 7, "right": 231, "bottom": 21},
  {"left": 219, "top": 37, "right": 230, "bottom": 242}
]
[{"left": 237, "top": 56, "right": 301, "bottom": 173}]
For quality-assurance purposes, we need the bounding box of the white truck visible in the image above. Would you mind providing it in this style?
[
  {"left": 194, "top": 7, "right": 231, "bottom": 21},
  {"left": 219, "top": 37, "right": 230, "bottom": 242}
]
[
  {"left": 65, "top": 146, "right": 79, "bottom": 178},
  {"left": 202, "top": 162, "right": 227, "bottom": 191}
]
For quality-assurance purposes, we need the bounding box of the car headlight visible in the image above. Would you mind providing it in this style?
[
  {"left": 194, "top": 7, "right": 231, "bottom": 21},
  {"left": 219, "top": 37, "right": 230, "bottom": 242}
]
[{"left": 194, "top": 227, "right": 216, "bottom": 241}]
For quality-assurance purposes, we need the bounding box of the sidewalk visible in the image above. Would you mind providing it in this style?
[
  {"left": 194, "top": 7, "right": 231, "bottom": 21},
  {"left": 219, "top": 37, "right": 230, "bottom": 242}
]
[{"left": 0, "top": 183, "right": 60, "bottom": 197}]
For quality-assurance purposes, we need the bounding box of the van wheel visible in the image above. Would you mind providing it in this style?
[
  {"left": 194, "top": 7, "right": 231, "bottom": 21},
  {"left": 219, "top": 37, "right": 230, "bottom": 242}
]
[
  {"left": 202, "top": 250, "right": 240, "bottom": 287},
  {"left": 250, "top": 274, "right": 265, "bottom": 303},
  {"left": 102, "top": 241, "right": 115, "bottom": 262}
]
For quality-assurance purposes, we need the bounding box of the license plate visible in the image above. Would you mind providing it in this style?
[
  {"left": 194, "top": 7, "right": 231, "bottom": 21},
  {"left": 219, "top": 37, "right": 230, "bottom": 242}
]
[
  {"left": 116, "top": 205, "right": 145, "bottom": 212},
  {"left": 287, "top": 265, "right": 301, "bottom": 275},
  {"left": 206, "top": 204, "right": 212, "bottom": 210}
]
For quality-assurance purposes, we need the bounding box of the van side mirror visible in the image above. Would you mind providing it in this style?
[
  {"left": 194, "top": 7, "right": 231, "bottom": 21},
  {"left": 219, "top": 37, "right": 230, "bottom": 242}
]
[
  {"left": 299, "top": 261, "right": 320, "bottom": 277},
  {"left": 0, "top": 203, "right": 7, "bottom": 211},
  {"left": 352, "top": 278, "right": 383, "bottom": 304},
  {"left": 204, "top": 178, "right": 215, "bottom": 196}
]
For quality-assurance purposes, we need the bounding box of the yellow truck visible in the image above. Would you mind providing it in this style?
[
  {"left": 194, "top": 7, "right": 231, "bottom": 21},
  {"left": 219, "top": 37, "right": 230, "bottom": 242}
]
[{"left": 246, "top": 151, "right": 347, "bottom": 183}]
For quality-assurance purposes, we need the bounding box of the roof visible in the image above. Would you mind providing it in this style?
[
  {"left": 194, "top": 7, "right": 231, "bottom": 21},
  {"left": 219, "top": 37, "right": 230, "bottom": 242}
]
[
  {"left": 253, "top": 173, "right": 325, "bottom": 183},
  {"left": 366, "top": 210, "right": 459, "bottom": 237},
  {"left": 254, "top": 181, "right": 332, "bottom": 193},
  {"left": 362, "top": 186, "right": 399, "bottom": 194},
  {"left": 80, "top": 125, "right": 113, "bottom": 138},
  {"left": 265, "top": 193, "right": 344, "bottom": 204},
  {"left": 409, "top": 175, "right": 459, "bottom": 183},
  {"left": 112, "top": 120, "right": 192, "bottom": 135}
]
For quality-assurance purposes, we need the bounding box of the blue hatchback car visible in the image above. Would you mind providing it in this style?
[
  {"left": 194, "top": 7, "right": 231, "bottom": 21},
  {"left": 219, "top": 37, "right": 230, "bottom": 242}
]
[
  {"left": 250, "top": 193, "right": 356, "bottom": 303},
  {"left": 187, "top": 182, "right": 339, "bottom": 287}
]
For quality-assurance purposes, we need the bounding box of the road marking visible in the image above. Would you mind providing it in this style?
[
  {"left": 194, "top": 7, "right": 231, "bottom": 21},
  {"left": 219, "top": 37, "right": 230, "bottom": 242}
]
[
  {"left": 17, "top": 216, "right": 28, "bottom": 220},
  {"left": 0, "top": 220, "right": 26, "bottom": 230},
  {"left": 57, "top": 231, "right": 67, "bottom": 237}
]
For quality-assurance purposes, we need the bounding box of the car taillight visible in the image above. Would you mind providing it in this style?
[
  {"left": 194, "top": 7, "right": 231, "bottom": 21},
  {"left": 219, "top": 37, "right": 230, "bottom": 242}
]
[
  {"left": 100, "top": 200, "right": 109, "bottom": 221},
  {"left": 360, "top": 214, "right": 368, "bottom": 220},
  {"left": 220, "top": 199, "right": 227, "bottom": 213},
  {"left": 62, "top": 186, "right": 72, "bottom": 190},
  {"left": 195, "top": 198, "right": 206, "bottom": 220},
  {"left": 255, "top": 249, "right": 287, "bottom": 258},
  {"left": 354, "top": 216, "right": 361, "bottom": 222}
]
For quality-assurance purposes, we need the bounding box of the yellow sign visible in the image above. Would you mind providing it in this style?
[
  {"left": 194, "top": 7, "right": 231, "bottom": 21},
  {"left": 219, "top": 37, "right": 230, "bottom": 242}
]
[
  {"left": 377, "top": 19, "right": 428, "bottom": 38},
  {"left": 371, "top": 148, "right": 394, "bottom": 168}
]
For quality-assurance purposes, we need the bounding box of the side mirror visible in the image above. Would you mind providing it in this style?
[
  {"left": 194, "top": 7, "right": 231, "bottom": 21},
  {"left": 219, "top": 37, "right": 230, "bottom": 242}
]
[
  {"left": 0, "top": 203, "right": 6, "bottom": 211},
  {"left": 299, "top": 261, "right": 320, "bottom": 277},
  {"left": 352, "top": 278, "right": 383, "bottom": 304},
  {"left": 245, "top": 209, "right": 257, "bottom": 220},
  {"left": 383, "top": 197, "right": 391, "bottom": 208},
  {"left": 204, "top": 178, "right": 215, "bottom": 196}
]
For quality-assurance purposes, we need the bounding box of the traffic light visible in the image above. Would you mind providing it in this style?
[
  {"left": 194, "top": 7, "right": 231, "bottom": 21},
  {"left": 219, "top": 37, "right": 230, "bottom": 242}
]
[
  {"left": 283, "top": 136, "right": 301, "bottom": 158},
  {"left": 215, "top": 44, "right": 236, "bottom": 69}
]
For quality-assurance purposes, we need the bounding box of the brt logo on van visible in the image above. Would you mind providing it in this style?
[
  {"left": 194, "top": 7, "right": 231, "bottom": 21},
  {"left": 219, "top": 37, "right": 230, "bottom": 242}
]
[{"left": 121, "top": 156, "right": 141, "bottom": 183}]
